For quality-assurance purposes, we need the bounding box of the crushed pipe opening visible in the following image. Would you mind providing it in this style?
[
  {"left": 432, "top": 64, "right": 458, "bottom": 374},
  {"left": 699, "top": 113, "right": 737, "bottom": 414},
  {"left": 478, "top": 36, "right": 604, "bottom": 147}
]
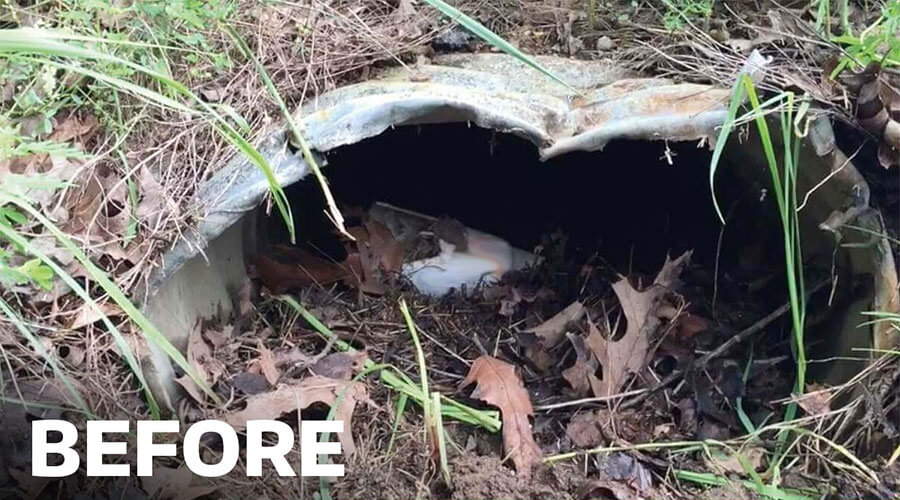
[{"left": 140, "top": 54, "right": 898, "bottom": 415}]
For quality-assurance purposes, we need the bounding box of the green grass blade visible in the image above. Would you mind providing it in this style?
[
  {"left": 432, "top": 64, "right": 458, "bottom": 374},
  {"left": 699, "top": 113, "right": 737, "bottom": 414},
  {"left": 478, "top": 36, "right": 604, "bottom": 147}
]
[
  {"left": 433, "top": 391, "right": 453, "bottom": 488},
  {"left": 277, "top": 294, "right": 501, "bottom": 431},
  {"left": 736, "top": 349, "right": 756, "bottom": 434},
  {"left": 399, "top": 298, "right": 432, "bottom": 441},
  {"left": 709, "top": 78, "right": 745, "bottom": 224},
  {"left": 421, "top": 0, "right": 579, "bottom": 93},
  {"left": 0, "top": 221, "right": 161, "bottom": 417},
  {"left": 889, "top": 443, "right": 900, "bottom": 465},
  {"left": 222, "top": 24, "right": 349, "bottom": 241},
  {"left": 387, "top": 392, "right": 409, "bottom": 454},
  {"left": 5, "top": 196, "right": 221, "bottom": 409},
  {"left": 675, "top": 470, "right": 815, "bottom": 500}
]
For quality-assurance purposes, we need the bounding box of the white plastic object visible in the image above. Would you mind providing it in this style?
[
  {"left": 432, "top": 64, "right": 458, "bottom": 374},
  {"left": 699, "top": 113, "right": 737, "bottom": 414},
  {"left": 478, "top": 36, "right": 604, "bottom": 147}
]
[{"left": 403, "top": 229, "right": 535, "bottom": 297}]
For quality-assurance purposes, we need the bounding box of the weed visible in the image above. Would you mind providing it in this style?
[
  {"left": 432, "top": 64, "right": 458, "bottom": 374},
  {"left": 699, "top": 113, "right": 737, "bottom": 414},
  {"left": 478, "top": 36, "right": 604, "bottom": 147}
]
[
  {"left": 811, "top": 0, "right": 852, "bottom": 37},
  {"left": 660, "top": 0, "right": 715, "bottom": 31},
  {"left": 832, "top": 0, "right": 900, "bottom": 75},
  {"left": 707, "top": 65, "right": 816, "bottom": 496}
]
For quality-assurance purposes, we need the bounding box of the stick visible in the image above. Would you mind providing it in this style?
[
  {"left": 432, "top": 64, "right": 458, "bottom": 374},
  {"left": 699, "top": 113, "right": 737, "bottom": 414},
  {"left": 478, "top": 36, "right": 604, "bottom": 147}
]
[{"left": 621, "top": 280, "right": 829, "bottom": 410}]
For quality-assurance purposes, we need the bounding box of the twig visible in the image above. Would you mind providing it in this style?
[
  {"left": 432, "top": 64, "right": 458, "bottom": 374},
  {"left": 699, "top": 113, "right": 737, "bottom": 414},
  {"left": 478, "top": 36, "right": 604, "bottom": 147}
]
[
  {"left": 621, "top": 280, "right": 829, "bottom": 410},
  {"left": 534, "top": 388, "right": 647, "bottom": 411}
]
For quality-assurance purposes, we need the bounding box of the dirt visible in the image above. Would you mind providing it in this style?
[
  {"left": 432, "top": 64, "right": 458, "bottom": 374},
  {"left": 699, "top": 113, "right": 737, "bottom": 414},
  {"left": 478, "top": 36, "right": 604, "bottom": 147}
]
[{"left": 449, "top": 455, "right": 580, "bottom": 500}]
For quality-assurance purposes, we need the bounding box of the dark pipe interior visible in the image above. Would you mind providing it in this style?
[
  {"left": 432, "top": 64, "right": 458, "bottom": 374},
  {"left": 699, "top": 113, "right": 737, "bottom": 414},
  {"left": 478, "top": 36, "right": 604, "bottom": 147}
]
[{"left": 271, "top": 123, "right": 786, "bottom": 284}]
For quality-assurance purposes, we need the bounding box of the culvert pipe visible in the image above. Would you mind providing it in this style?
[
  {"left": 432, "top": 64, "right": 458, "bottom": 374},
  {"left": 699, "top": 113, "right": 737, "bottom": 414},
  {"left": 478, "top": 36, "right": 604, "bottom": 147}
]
[{"left": 139, "top": 53, "right": 898, "bottom": 413}]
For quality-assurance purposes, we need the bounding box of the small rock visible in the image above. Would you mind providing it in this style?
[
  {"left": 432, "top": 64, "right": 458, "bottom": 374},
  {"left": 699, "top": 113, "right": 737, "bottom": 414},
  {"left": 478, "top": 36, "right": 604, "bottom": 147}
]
[
  {"left": 432, "top": 26, "right": 472, "bottom": 52},
  {"left": 709, "top": 28, "right": 731, "bottom": 42},
  {"left": 596, "top": 36, "right": 615, "bottom": 51}
]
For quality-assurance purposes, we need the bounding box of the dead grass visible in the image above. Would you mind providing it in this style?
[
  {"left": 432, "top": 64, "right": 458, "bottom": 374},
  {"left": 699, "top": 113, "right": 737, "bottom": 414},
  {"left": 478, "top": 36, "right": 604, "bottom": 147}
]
[{"left": 125, "top": 0, "right": 442, "bottom": 273}]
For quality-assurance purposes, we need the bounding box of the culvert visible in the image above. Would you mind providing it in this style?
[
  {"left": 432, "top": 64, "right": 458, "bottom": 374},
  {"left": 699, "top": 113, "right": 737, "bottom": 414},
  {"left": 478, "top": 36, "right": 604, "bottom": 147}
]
[{"left": 140, "top": 53, "right": 898, "bottom": 413}]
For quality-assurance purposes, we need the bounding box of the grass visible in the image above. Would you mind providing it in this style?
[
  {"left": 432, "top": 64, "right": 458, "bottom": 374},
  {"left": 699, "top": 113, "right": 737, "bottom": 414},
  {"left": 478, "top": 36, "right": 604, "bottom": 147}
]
[
  {"left": 830, "top": 0, "right": 900, "bottom": 76},
  {"left": 400, "top": 298, "right": 453, "bottom": 487},
  {"left": 544, "top": 413, "right": 877, "bottom": 496},
  {"left": 660, "top": 0, "right": 715, "bottom": 31},
  {"left": 0, "top": 191, "right": 221, "bottom": 416},
  {"left": 710, "top": 78, "right": 807, "bottom": 423},
  {"left": 0, "top": 295, "right": 93, "bottom": 416},
  {"left": 812, "top": 0, "right": 851, "bottom": 38},
  {"left": 704, "top": 58, "right": 836, "bottom": 498},
  {"left": 0, "top": 20, "right": 297, "bottom": 415},
  {"left": 0, "top": 28, "right": 297, "bottom": 241},
  {"left": 222, "top": 25, "right": 350, "bottom": 241},
  {"left": 421, "top": 0, "right": 578, "bottom": 93},
  {"left": 0, "top": 0, "right": 372, "bottom": 415},
  {"left": 400, "top": 298, "right": 435, "bottom": 448},
  {"left": 278, "top": 294, "right": 501, "bottom": 432}
]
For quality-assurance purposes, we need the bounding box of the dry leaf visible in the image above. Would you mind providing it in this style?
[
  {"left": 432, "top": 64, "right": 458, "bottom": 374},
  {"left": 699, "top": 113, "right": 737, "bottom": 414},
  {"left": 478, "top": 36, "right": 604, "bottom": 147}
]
[
  {"left": 59, "top": 169, "right": 145, "bottom": 264},
  {"left": 581, "top": 453, "right": 655, "bottom": 498},
  {"left": 461, "top": 356, "right": 541, "bottom": 478},
  {"left": 202, "top": 325, "right": 232, "bottom": 349},
  {"left": 223, "top": 376, "right": 371, "bottom": 457},
  {"left": 364, "top": 218, "right": 408, "bottom": 273},
  {"left": 273, "top": 346, "right": 318, "bottom": 368},
  {"left": 706, "top": 447, "right": 765, "bottom": 475},
  {"left": 257, "top": 342, "right": 280, "bottom": 386},
  {"left": 136, "top": 167, "right": 167, "bottom": 225},
  {"left": 69, "top": 301, "right": 124, "bottom": 329},
  {"left": 523, "top": 301, "right": 585, "bottom": 347},
  {"left": 677, "top": 313, "right": 710, "bottom": 339},
  {"left": 141, "top": 464, "right": 217, "bottom": 500},
  {"left": 58, "top": 344, "right": 85, "bottom": 368},
  {"left": 566, "top": 412, "right": 604, "bottom": 448},
  {"left": 794, "top": 383, "right": 832, "bottom": 416},
  {"left": 310, "top": 351, "right": 368, "bottom": 380},
  {"left": 582, "top": 252, "right": 691, "bottom": 397},
  {"left": 253, "top": 252, "right": 351, "bottom": 293},
  {"left": 346, "top": 225, "right": 388, "bottom": 294},
  {"left": 200, "top": 87, "right": 224, "bottom": 102},
  {"left": 231, "top": 372, "right": 269, "bottom": 395},
  {"left": 523, "top": 301, "right": 584, "bottom": 370},
  {"left": 562, "top": 330, "right": 602, "bottom": 396},
  {"left": 49, "top": 113, "right": 98, "bottom": 144},
  {"left": 653, "top": 251, "right": 692, "bottom": 289},
  {"left": 29, "top": 235, "right": 74, "bottom": 267},
  {"left": 175, "top": 324, "right": 222, "bottom": 404}
]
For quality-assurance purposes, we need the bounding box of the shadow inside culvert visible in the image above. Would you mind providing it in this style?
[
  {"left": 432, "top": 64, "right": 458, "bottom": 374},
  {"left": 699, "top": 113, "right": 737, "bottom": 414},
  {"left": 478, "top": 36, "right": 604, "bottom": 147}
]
[{"left": 270, "top": 123, "right": 787, "bottom": 283}]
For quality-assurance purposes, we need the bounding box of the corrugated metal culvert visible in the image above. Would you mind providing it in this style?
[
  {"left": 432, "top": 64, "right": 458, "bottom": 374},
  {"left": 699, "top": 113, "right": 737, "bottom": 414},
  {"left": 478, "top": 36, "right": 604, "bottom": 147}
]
[{"left": 140, "top": 53, "right": 897, "bottom": 412}]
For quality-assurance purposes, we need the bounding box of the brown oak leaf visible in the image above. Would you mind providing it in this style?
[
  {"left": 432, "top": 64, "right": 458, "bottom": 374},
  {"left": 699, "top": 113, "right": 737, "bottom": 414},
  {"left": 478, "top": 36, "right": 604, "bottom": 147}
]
[
  {"left": 461, "top": 356, "right": 542, "bottom": 478},
  {"left": 523, "top": 301, "right": 585, "bottom": 370},
  {"left": 565, "top": 252, "right": 691, "bottom": 397}
]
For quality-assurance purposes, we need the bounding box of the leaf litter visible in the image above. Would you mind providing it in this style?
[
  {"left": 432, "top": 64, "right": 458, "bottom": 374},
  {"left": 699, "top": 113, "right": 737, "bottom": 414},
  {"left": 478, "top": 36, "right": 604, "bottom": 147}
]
[
  {"left": 1, "top": 181, "right": 834, "bottom": 500},
  {"left": 462, "top": 356, "right": 542, "bottom": 478},
  {"left": 223, "top": 375, "right": 373, "bottom": 458},
  {"left": 170, "top": 193, "right": 836, "bottom": 500}
]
